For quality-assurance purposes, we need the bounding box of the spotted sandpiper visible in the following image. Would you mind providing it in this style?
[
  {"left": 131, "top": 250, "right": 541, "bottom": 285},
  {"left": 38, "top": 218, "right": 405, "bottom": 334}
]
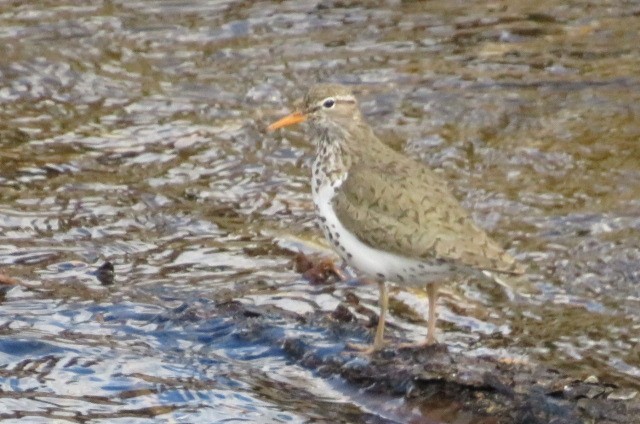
[{"left": 268, "top": 84, "right": 523, "bottom": 351}]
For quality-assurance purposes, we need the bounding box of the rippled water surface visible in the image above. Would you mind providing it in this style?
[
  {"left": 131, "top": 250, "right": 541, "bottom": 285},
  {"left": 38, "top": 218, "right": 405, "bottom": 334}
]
[{"left": 1, "top": 0, "right": 639, "bottom": 422}]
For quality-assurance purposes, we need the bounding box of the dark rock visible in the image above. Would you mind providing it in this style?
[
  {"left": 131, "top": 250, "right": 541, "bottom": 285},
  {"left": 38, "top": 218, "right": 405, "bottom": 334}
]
[
  {"left": 331, "top": 303, "right": 355, "bottom": 322},
  {"left": 95, "top": 261, "right": 115, "bottom": 286},
  {"left": 212, "top": 300, "right": 640, "bottom": 424}
]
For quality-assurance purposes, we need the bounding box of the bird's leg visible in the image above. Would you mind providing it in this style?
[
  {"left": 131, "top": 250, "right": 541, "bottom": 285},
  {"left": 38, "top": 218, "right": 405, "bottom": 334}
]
[
  {"left": 346, "top": 279, "right": 388, "bottom": 353},
  {"left": 398, "top": 282, "right": 441, "bottom": 350},
  {"left": 372, "top": 280, "right": 388, "bottom": 350},
  {"left": 426, "top": 282, "right": 440, "bottom": 345}
]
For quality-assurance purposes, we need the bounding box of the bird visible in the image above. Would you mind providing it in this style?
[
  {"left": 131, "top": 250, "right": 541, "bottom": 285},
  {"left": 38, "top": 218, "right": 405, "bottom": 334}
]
[{"left": 267, "top": 83, "right": 524, "bottom": 352}]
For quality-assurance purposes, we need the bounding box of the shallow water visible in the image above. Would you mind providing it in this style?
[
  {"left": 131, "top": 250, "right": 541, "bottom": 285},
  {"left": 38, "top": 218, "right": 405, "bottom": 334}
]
[{"left": 0, "top": 0, "right": 639, "bottom": 422}]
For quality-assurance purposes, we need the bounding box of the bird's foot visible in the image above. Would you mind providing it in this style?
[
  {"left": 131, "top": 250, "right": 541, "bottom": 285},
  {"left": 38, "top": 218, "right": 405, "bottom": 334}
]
[
  {"left": 345, "top": 341, "right": 384, "bottom": 355},
  {"left": 397, "top": 338, "right": 444, "bottom": 351}
]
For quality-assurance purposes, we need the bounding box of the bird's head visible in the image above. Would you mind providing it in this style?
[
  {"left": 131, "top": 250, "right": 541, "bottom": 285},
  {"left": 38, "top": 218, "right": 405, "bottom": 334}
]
[{"left": 267, "top": 84, "right": 361, "bottom": 134}]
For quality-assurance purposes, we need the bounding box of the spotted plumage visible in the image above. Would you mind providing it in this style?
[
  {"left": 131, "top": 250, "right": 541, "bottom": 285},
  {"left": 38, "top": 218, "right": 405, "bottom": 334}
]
[{"left": 268, "top": 83, "right": 524, "bottom": 351}]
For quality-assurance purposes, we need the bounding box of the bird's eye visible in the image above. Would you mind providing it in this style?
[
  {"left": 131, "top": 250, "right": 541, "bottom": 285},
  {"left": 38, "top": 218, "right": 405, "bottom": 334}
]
[{"left": 322, "top": 98, "right": 335, "bottom": 108}]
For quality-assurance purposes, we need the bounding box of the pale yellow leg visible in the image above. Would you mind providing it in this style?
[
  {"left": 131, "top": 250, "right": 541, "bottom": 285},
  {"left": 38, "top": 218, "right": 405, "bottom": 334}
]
[
  {"left": 372, "top": 281, "right": 388, "bottom": 351},
  {"left": 426, "top": 283, "right": 440, "bottom": 345}
]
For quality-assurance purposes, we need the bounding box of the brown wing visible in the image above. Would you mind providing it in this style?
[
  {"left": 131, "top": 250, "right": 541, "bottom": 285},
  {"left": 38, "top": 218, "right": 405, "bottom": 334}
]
[{"left": 333, "top": 152, "right": 523, "bottom": 275}]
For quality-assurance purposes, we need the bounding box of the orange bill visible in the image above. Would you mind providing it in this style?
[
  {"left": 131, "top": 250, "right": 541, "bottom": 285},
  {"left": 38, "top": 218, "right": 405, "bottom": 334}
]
[{"left": 267, "top": 111, "right": 307, "bottom": 131}]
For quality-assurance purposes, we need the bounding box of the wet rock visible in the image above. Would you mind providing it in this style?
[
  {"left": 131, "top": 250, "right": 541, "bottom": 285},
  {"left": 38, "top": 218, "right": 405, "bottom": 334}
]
[
  {"left": 282, "top": 337, "right": 309, "bottom": 360},
  {"left": 0, "top": 272, "right": 18, "bottom": 300},
  {"left": 344, "top": 291, "right": 360, "bottom": 305},
  {"left": 95, "top": 261, "right": 115, "bottom": 286},
  {"left": 330, "top": 302, "right": 355, "bottom": 322},
  {"left": 608, "top": 389, "right": 638, "bottom": 401},
  {"left": 293, "top": 252, "right": 346, "bottom": 284},
  {"left": 584, "top": 375, "right": 599, "bottom": 384},
  {"left": 216, "top": 301, "right": 640, "bottom": 424}
]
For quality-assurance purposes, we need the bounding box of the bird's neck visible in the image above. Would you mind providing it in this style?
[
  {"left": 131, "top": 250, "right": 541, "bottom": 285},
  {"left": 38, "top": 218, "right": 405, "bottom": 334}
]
[{"left": 312, "top": 126, "right": 350, "bottom": 188}]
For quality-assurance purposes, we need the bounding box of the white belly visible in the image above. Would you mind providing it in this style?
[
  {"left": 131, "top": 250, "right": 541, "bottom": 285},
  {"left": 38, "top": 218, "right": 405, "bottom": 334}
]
[{"left": 313, "top": 177, "right": 453, "bottom": 286}]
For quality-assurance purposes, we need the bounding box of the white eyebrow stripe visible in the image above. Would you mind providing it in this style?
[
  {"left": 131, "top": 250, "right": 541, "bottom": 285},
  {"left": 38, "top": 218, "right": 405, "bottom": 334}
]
[{"left": 334, "top": 95, "right": 356, "bottom": 102}]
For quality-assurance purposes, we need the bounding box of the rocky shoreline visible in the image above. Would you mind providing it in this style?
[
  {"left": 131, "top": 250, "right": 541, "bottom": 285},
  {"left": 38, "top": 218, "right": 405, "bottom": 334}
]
[{"left": 218, "top": 297, "right": 639, "bottom": 424}]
